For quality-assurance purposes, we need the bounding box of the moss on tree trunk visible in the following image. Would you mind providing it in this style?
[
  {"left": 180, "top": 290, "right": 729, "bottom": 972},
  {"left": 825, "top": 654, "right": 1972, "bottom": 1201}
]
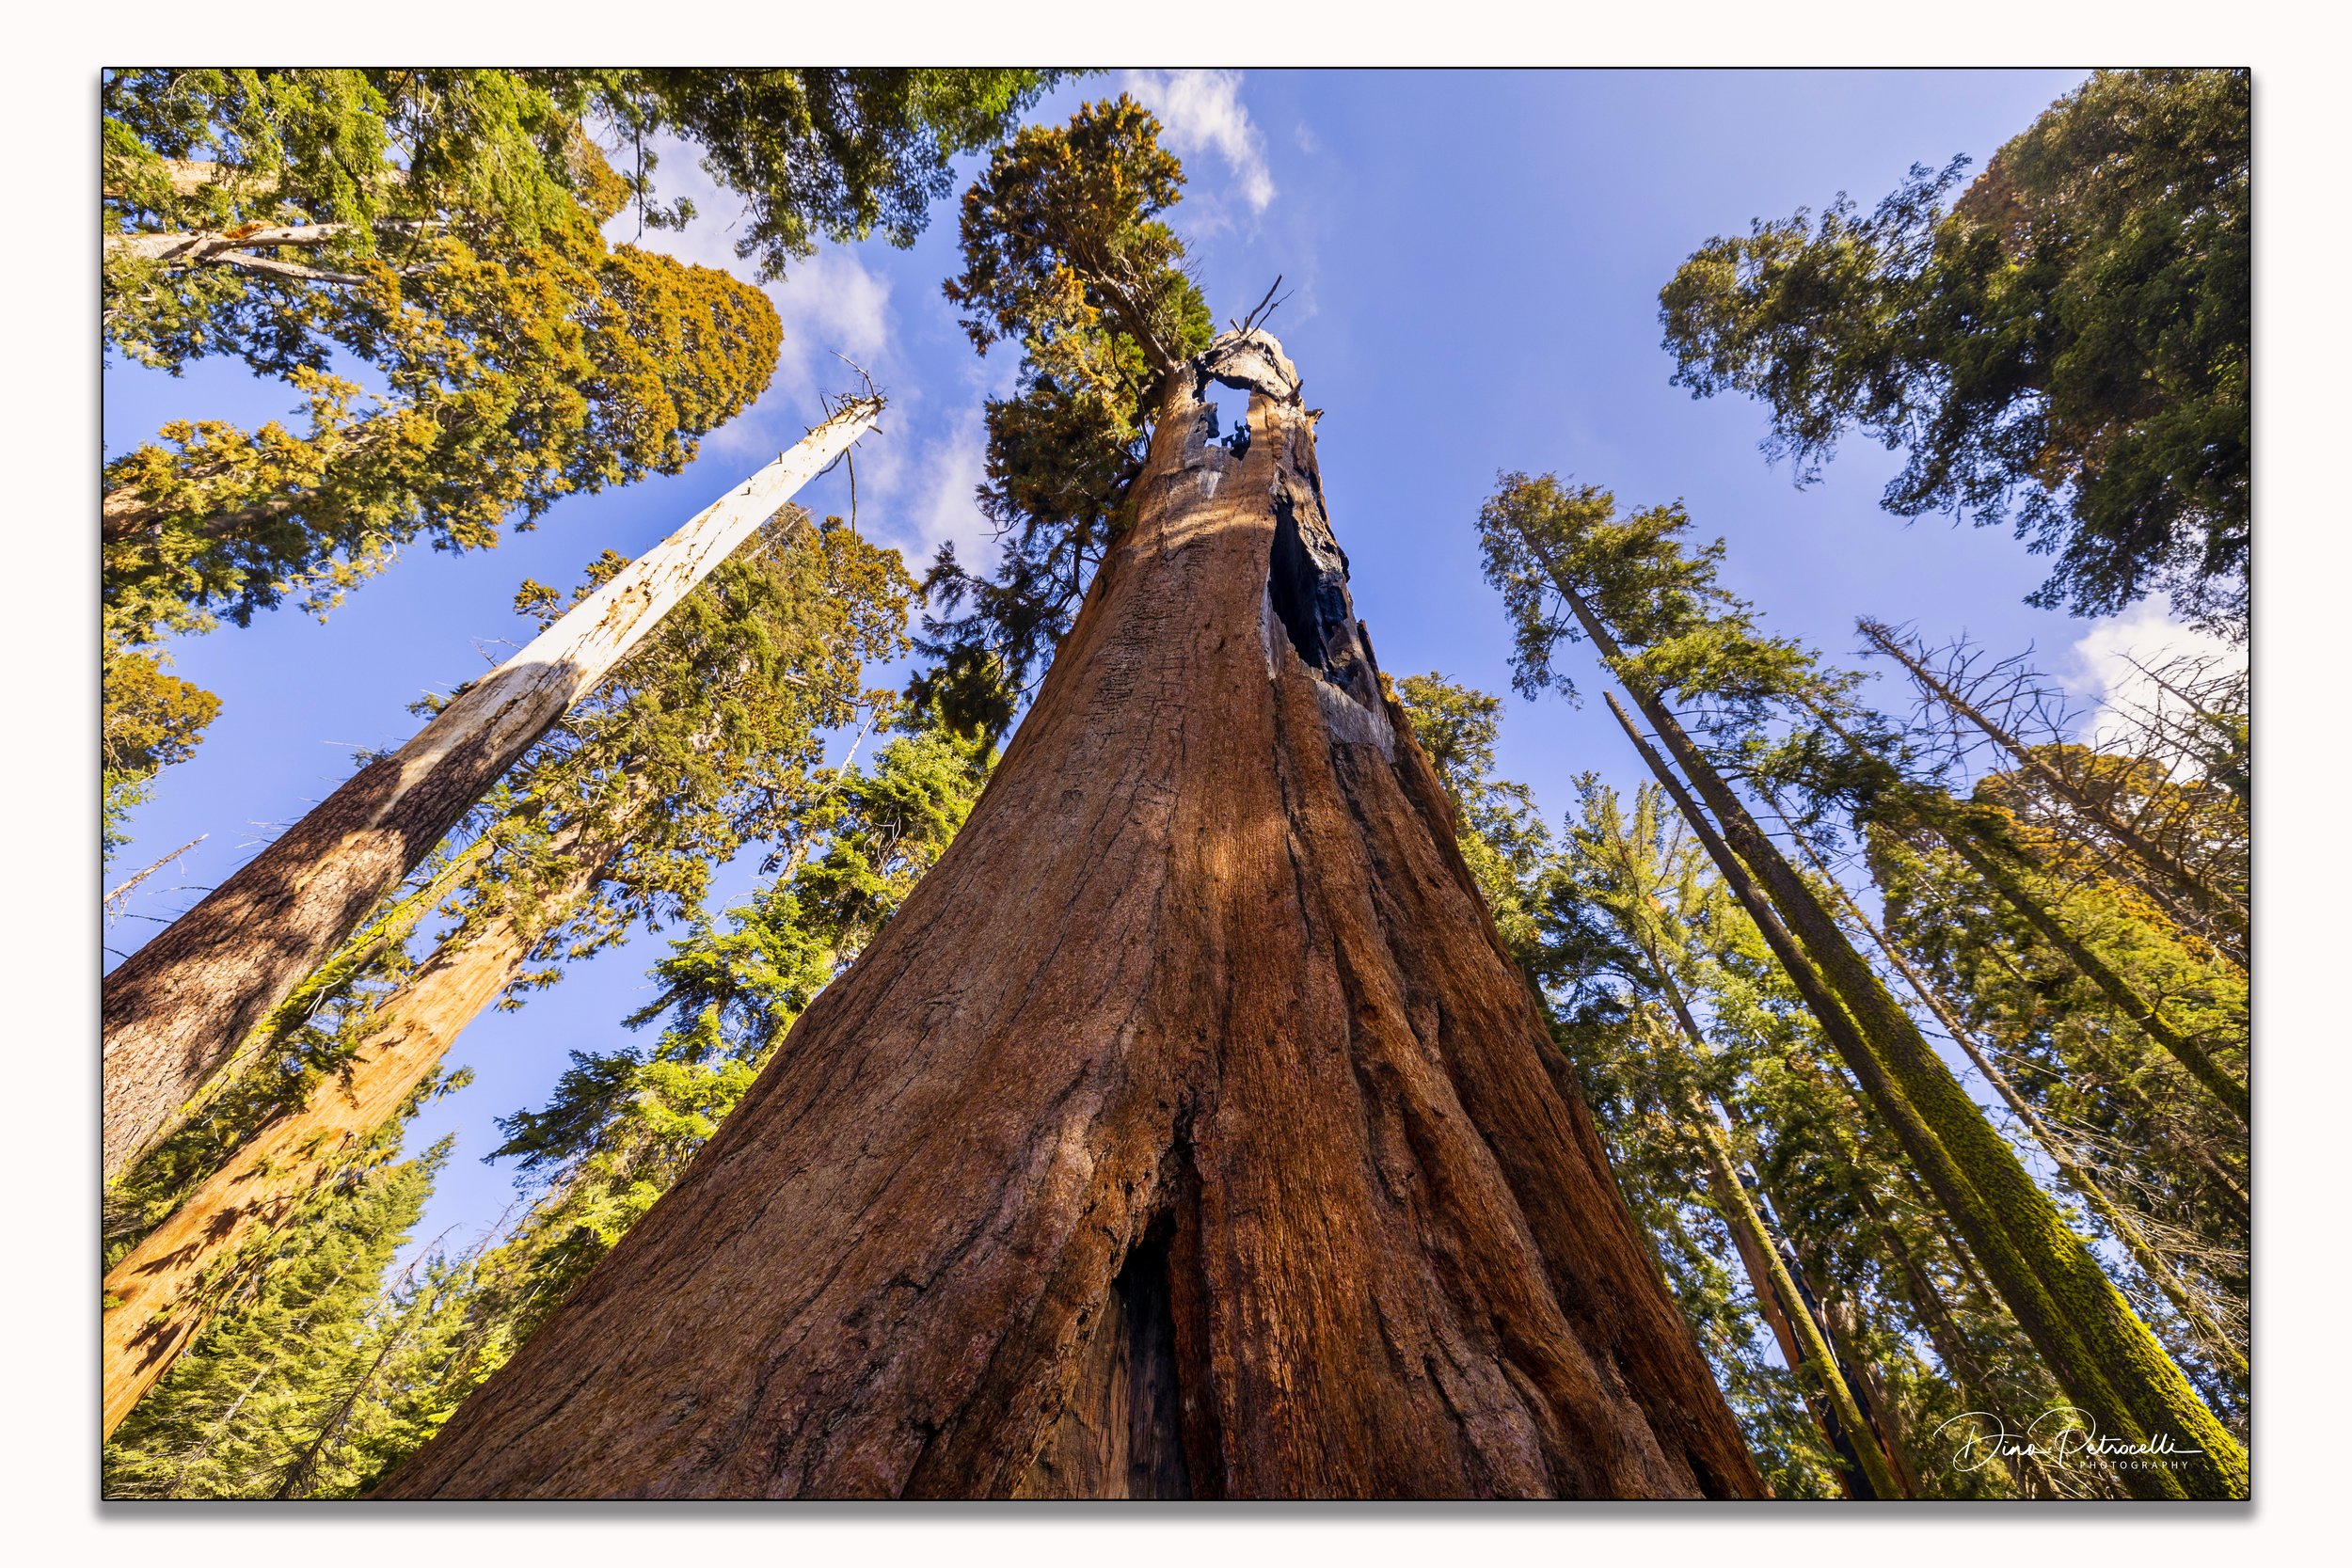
[{"left": 1594, "top": 689, "right": 2245, "bottom": 1499}]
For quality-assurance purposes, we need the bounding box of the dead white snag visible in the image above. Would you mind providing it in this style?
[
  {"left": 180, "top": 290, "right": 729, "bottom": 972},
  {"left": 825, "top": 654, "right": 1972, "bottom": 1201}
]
[
  {"left": 100, "top": 396, "right": 883, "bottom": 1180},
  {"left": 103, "top": 222, "right": 442, "bottom": 286}
]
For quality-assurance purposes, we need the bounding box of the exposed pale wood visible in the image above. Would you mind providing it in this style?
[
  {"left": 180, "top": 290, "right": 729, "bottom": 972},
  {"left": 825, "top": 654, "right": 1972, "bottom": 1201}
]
[
  {"left": 103, "top": 834, "right": 208, "bottom": 914},
  {"left": 101, "top": 399, "right": 881, "bottom": 1180},
  {"left": 374, "top": 334, "right": 1763, "bottom": 1500},
  {"left": 104, "top": 158, "right": 409, "bottom": 201},
  {"left": 103, "top": 221, "right": 439, "bottom": 286}
]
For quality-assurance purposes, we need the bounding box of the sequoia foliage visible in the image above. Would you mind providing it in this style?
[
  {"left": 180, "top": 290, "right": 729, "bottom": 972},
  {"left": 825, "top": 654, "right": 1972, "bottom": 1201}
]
[
  {"left": 1660, "top": 69, "right": 2249, "bottom": 632},
  {"left": 914, "top": 96, "right": 1215, "bottom": 738},
  {"left": 100, "top": 68, "right": 1053, "bottom": 843}
]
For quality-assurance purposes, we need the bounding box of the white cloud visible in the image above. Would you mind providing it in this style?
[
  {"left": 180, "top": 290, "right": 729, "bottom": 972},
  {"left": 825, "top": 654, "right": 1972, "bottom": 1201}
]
[
  {"left": 600, "top": 132, "right": 735, "bottom": 271},
  {"left": 1120, "top": 70, "right": 1276, "bottom": 219},
  {"left": 833, "top": 404, "right": 993, "bottom": 579},
  {"left": 767, "top": 248, "right": 894, "bottom": 400},
  {"left": 688, "top": 247, "right": 894, "bottom": 457},
  {"left": 596, "top": 131, "right": 898, "bottom": 444},
  {"left": 906, "top": 410, "right": 995, "bottom": 571},
  {"left": 2062, "top": 601, "right": 2247, "bottom": 752}
]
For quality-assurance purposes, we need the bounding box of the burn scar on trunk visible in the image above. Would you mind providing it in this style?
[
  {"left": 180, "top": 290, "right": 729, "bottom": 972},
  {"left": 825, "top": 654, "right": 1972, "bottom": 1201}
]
[{"left": 1194, "top": 331, "right": 1395, "bottom": 758}]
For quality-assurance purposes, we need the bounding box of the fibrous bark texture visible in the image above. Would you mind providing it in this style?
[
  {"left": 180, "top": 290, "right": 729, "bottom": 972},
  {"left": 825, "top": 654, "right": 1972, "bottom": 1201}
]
[
  {"left": 100, "top": 399, "right": 880, "bottom": 1180},
  {"left": 102, "top": 822, "right": 621, "bottom": 1438},
  {"left": 377, "top": 333, "right": 1762, "bottom": 1500}
]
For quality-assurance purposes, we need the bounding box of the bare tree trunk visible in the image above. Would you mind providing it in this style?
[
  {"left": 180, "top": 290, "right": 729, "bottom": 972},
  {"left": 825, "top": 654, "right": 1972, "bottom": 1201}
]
[
  {"left": 103, "top": 834, "right": 207, "bottom": 914},
  {"left": 100, "top": 398, "right": 880, "bottom": 1180},
  {"left": 102, "top": 224, "right": 391, "bottom": 286},
  {"left": 1858, "top": 617, "right": 2248, "bottom": 958},
  {"left": 101, "top": 818, "right": 624, "bottom": 1438},
  {"left": 1930, "top": 822, "right": 2249, "bottom": 1126},
  {"left": 1594, "top": 690, "right": 2244, "bottom": 1498},
  {"left": 1695, "top": 1113, "right": 1895, "bottom": 1497},
  {"left": 1814, "top": 1289, "right": 1924, "bottom": 1496},
  {"left": 373, "top": 333, "right": 1764, "bottom": 1500}
]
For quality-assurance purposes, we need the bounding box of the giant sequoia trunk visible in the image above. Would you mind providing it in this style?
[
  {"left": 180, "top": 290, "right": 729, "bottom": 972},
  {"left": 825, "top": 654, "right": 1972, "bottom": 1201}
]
[
  {"left": 100, "top": 398, "right": 880, "bottom": 1180},
  {"left": 102, "top": 816, "right": 628, "bottom": 1438},
  {"left": 376, "top": 332, "right": 1763, "bottom": 1500}
]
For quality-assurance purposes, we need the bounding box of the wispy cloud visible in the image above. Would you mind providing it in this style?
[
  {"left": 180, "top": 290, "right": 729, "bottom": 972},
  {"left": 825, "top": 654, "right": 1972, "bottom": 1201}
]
[
  {"left": 766, "top": 249, "right": 894, "bottom": 405},
  {"left": 2062, "top": 601, "right": 2246, "bottom": 751},
  {"left": 585, "top": 132, "right": 988, "bottom": 584},
  {"left": 600, "top": 133, "right": 735, "bottom": 271},
  {"left": 908, "top": 410, "right": 994, "bottom": 571},
  {"left": 1120, "top": 70, "right": 1276, "bottom": 223},
  {"left": 602, "top": 132, "right": 897, "bottom": 445}
]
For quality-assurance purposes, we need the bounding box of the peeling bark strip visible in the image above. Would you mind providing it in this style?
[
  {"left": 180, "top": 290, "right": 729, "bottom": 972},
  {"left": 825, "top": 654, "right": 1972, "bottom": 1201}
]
[
  {"left": 377, "top": 333, "right": 1763, "bottom": 1501},
  {"left": 100, "top": 399, "right": 882, "bottom": 1181}
]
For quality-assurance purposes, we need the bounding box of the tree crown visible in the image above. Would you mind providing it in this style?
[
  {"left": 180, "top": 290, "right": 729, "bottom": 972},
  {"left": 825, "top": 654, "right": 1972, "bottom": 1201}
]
[{"left": 1658, "top": 69, "right": 2249, "bottom": 630}]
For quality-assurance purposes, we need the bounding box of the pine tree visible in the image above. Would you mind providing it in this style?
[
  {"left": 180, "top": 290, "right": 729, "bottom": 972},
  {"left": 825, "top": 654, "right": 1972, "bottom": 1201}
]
[
  {"left": 103, "top": 1136, "right": 449, "bottom": 1499},
  {"left": 912, "top": 95, "right": 1215, "bottom": 738},
  {"left": 101, "top": 402, "right": 880, "bottom": 1181},
  {"left": 1868, "top": 801, "right": 2249, "bottom": 1412},
  {"left": 1858, "top": 619, "right": 2247, "bottom": 962},
  {"left": 1479, "top": 473, "right": 2246, "bottom": 1497},
  {"left": 1391, "top": 674, "right": 1552, "bottom": 965},
  {"left": 1540, "top": 776, "right": 1909, "bottom": 1497},
  {"left": 101, "top": 67, "right": 1057, "bottom": 829},
  {"left": 100, "top": 642, "right": 218, "bottom": 866},
  {"left": 103, "top": 513, "right": 913, "bottom": 1433},
  {"left": 462, "top": 715, "right": 993, "bottom": 1343},
  {"left": 1659, "top": 70, "right": 2249, "bottom": 632}
]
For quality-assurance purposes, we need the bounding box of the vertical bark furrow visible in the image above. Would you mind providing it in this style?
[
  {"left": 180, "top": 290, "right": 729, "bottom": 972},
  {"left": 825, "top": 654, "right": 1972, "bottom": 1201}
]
[{"left": 375, "top": 334, "right": 1762, "bottom": 1500}]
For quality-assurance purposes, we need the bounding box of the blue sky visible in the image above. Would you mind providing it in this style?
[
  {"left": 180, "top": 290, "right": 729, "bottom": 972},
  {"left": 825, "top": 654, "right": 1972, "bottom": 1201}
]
[{"left": 107, "top": 67, "right": 2228, "bottom": 1263}]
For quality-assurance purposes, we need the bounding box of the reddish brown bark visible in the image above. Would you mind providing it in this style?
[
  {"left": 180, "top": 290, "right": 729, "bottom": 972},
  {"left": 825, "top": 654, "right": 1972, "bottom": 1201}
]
[
  {"left": 374, "top": 333, "right": 1763, "bottom": 1500},
  {"left": 102, "top": 821, "right": 620, "bottom": 1438}
]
